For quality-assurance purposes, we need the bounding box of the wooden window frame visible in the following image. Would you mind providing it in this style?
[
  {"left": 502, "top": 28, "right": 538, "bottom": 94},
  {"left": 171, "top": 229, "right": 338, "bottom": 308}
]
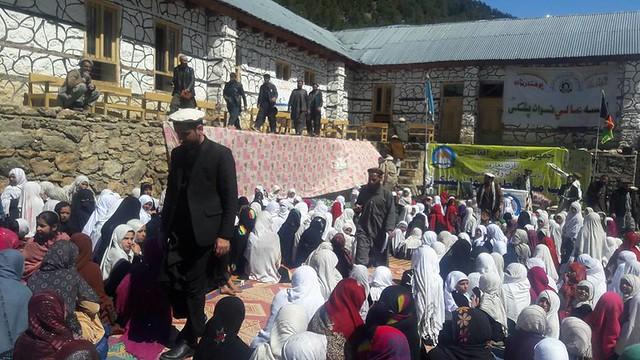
[
  {"left": 276, "top": 61, "right": 291, "bottom": 80},
  {"left": 304, "top": 69, "right": 316, "bottom": 85},
  {"left": 373, "top": 84, "right": 393, "bottom": 115},
  {"left": 154, "top": 19, "right": 182, "bottom": 92},
  {"left": 84, "top": 0, "right": 120, "bottom": 83}
]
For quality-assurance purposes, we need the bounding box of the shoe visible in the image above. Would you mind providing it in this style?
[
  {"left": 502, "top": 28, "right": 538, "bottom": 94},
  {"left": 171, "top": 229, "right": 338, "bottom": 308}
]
[{"left": 159, "top": 341, "right": 195, "bottom": 360}]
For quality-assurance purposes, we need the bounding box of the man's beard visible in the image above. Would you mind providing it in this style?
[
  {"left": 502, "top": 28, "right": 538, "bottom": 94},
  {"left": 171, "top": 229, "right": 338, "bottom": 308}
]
[{"left": 34, "top": 231, "right": 55, "bottom": 245}]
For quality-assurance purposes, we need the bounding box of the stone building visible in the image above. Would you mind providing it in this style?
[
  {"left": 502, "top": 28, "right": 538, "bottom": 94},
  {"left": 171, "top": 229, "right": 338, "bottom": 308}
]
[{"left": 1, "top": 0, "right": 639, "bottom": 147}]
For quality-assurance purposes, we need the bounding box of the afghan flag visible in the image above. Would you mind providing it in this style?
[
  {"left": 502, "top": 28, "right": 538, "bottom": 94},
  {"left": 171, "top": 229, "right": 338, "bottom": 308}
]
[{"left": 600, "top": 90, "right": 615, "bottom": 144}]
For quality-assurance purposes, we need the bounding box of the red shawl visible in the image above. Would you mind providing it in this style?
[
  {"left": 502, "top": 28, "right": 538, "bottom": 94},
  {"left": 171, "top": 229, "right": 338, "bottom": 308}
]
[
  {"left": 540, "top": 237, "right": 560, "bottom": 269},
  {"left": 325, "top": 278, "right": 366, "bottom": 338},
  {"left": 444, "top": 203, "right": 457, "bottom": 233},
  {"left": 429, "top": 204, "right": 448, "bottom": 232},
  {"left": 527, "top": 266, "right": 555, "bottom": 302},
  {"left": 0, "top": 227, "right": 19, "bottom": 250},
  {"left": 587, "top": 292, "right": 623, "bottom": 360},
  {"left": 21, "top": 232, "right": 69, "bottom": 280},
  {"left": 330, "top": 201, "right": 343, "bottom": 226},
  {"left": 559, "top": 262, "right": 587, "bottom": 318},
  {"left": 622, "top": 231, "right": 640, "bottom": 261}
]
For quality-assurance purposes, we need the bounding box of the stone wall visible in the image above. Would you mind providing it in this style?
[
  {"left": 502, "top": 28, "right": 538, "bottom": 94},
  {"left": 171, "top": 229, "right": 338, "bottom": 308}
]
[{"left": 0, "top": 105, "right": 168, "bottom": 195}]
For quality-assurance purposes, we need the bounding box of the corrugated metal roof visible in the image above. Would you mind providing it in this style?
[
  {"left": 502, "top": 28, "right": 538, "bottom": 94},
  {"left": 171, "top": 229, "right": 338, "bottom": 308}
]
[
  {"left": 215, "top": 1, "right": 640, "bottom": 65},
  {"left": 216, "top": 0, "right": 355, "bottom": 60},
  {"left": 334, "top": 11, "right": 640, "bottom": 65}
]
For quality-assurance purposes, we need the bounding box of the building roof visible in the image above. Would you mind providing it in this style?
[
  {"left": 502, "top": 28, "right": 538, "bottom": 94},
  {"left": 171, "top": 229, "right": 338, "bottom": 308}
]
[
  {"left": 333, "top": 11, "right": 640, "bottom": 65},
  {"left": 215, "top": 1, "right": 640, "bottom": 66}
]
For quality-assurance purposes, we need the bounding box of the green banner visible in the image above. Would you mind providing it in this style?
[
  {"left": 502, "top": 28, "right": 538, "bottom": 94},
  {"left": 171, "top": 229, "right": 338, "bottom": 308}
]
[{"left": 427, "top": 144, "right": 569, "bottom": 196}]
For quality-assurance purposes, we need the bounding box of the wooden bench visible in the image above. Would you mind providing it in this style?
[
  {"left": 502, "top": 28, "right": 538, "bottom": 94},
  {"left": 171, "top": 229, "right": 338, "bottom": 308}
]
[
  {"left": 198, "top": 100, "right": 226, "bottom": 126},
  {"left": 361, "top": 122, "right": 389, "bottom": 142},
  {"left": 321, "top": 118, "right": 349, "bottom": 138},
  {"left": 142, "top": 91, "right": 172, "bottom": 119},
  {"left": 275, "top": 111, "right": 292, "bottom": 134},
  {"left": 408, "top": 123, "right": 435, "bottom": 143},
  {"left": 93, "top": 81, "right": 144, "bottom": 119},
  {"left": 28, "top": 73, "right": 64, "bottom": 107},
  {"left": 345, "top": 124, "right": 360, "bottom": 140}
]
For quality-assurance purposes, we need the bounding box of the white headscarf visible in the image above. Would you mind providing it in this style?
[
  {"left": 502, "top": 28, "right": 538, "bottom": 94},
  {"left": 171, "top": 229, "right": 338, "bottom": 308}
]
[
  {"left": 422, "top": 231, "right": 437, "bottom": 246},
  {"left": 308, "top": 248, "right": 342, "bottom": 300},
  {"left": 391, "top": 221, "right": 407, "bottom": 254},
  {"left": 560, "top": 317, "right": 592, "bottom": 359},
  {"left": 575, "top": 211, "right": 606, "bottom": 262},
  {"left": 369, "top": 266, "right": 393, "bottom": 302},
  {"left": 19, "top": 181, "right": 44, "bottom": 237},
  {"left": 550, "top": 212, "right": 565, "bottom": 256},
  {"left": 533, "top": 338, "right": 569, "bottom": 360},
  {"left": 250, "top": 304, "right": 308, "bottom": 360},
  {"left": 1, "top": 168, "right": 27, "bottom": 212},
  {"left": 502, "top": 263, "right": 531, "bottom": 323},
  {"left": 604, "top": 236, "right": 622, "bottom": 265},
  {"left": 537, "top": 290, "right": 560, "bottom": 339},
  {"left": 40, "top": 181, "right": 67, "bottom": 211},
  {"left": 611, "top": 251, "right": 638, "bottom": 294},
  {"left": 486, "top": 223, "right": 508, "bottom": 248},
  {"left": 535, "top": 210, "right": 551, "bottom": 238},
  {"left": 444, "top": 271, "right": 468, "bottom": 315},
  {"left": 615, "top": 274, "right": 640, "bottom": 354},
  {"left": 577, "top": 253, "right": 607, "bottom": 304},
  {"left": 491, "top": 252, "right": 505, "bottom": 280},
  {"left": 479, "top": 272, "right": 508, "bottom": 333},
  {"left": 462, "top": 207, "right": 478, "bottom": 236},
  {"left": 467, "top": 272, "right": 482, "bottom": 299},
  {"left": 100, "top": 224, "right": 134, "bottom": 279},
  {"left": 534, "top": 244, "right": 559, "bottom": 281},
  {"left": 83, "top": 190, "right": 121, "bottom": 248},
  {"left": 431, "top": 242, "right": 447, "bottom": 259},
  {"left": 475, "top": 252, "right": 499, "bottom": 276},
  {"left": 399, "top": 228, "right": 423, "bottom": 257},
  {"left": 473, "top": 225, "right": 487, "bottom": 247},
  {"left": 412, "top": 246, "right": 444, "bottom": 343},
  {"left": 562, "top": 202, "right": 583, "bottom": 240},
  {"left": 350, "top": 264, "right": 370, "bottom": 320},
  {"left": 281, "top": 331, "right": 327, "bottom": 360},
  {"left": 246, "top": 212, "right": 281, "bottom": 283}
]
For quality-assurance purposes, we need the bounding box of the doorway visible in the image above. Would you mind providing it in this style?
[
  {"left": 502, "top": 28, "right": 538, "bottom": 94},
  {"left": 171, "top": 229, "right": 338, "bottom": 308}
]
[
  {"left": 439, "top": 83, "right": 463, "bottom": 143},
  {"left": 477, "top": 82, "right": 504, "bottom": 144},
  {"left": 372, "top": 84, "right": 393, "bottom": 122}
]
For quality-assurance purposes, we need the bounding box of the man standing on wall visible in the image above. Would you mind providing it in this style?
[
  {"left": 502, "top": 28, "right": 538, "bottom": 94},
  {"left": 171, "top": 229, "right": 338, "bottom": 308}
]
[
  {"left": 253, "top": 74, "right": 278, "bottom": 133},
  {"left": 354, "top": 168, "right": 396, "bottom": 267},
  {"left": 476, "top": 173, "right": 503, "bottom": 221},
  {"left": 307, "top": 82, "right": 323, "bottom": 136},
  {"left": 287, "top": 79, "right": 308, "bottom": 135},
  {"left": 223, "top": 73, "right": 247, "bottom": 129},
  {"left": 586, "top": 174, "right": 609, "bottom": 213},
  {"left": 160, "top": 108, "right": 238, "bottom": 359},
  {"left": 169, "top": 54, "right": 197, "bottom": 114}
]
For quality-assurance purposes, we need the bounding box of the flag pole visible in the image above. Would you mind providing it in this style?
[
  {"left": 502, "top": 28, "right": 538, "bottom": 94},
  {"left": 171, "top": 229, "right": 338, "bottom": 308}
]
[
  {"left": 424, "top": 78, "right": 434, "bottom": 196},
  {"left": 593, "top": 89, "right": 606, "bottom": 182}
]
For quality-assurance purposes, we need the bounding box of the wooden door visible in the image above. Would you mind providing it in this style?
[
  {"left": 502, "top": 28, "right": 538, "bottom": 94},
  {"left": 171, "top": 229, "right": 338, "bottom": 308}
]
[
  {"left": 439, "top": 96, "right": 463, "bottom": 143},
  {"left": 372, "top": 84, "right": 393, "bottom": 122},
  {"left": 477, "top": 83, "right": 504, "bottom": 144}
]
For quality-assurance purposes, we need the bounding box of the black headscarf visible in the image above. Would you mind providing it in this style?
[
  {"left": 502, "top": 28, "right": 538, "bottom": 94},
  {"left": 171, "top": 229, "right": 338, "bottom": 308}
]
[
  {"left": 294, "top": 216, "right": 326, "bottom": 267},
  {"left": 93, "top": 196, "right": 140, "bottom": 264},
  {"left": 517, "top": 211, "right": 531, "bottom": 230},
  {"left": 439, "top": 239, "right": 472, "bottom": 279},
  {"left": 232, "top": 206, "right": 256, "bottom": 274},
  {"left": 428, "top": 307, "right": 499, "bottom": 360},
  {"left": 194, "top": 296, "right": 251, "bottom": 360},
  {"left": 363, "top": 285, "right": 420, "bottom": 360},
  {"left": 407, "top": 213, "right": 427, "bottom": 235},
  {"left": 237, "top": 197, "right": 249, "bottom": 208},
  {"left": 278, "top": 209, "right": 301, "bottom": 268},
  {"left": 69, "top": 189, "right": 95, "bottom": 234}
]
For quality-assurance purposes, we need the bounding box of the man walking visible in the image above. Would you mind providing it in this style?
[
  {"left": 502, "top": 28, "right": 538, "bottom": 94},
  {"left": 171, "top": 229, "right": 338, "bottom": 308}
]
[
  {"left": 307, "top": 82, "right": 323, "bottom": 136},
  {"left": 288, "top": 79, "right": 308, "bottom": 135},
  {"left": 160, "top": 108, "right": 238, "bottom": 359},
  {"left": 354, "top": 168, "right": 396, "bottom": 267},
  {"left": 476, "top": 173, "right": 502, "bottom": 221},
  {"left": 170, "top": 54, "right": 197, "bottom": 113},
  {"left": 223, "top": 73, "right": 247, "bottom": 129},
  {"left": 253, "top": 74, "right": 278, "bottom": 133}
]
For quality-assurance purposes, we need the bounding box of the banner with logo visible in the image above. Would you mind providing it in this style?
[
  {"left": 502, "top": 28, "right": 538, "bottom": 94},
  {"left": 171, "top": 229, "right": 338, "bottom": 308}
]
[
  {"left": 428, "top": 144, "right": 568, "bottom": 196},
  {"left": 503, "top": 65, "right": 618, "bottom": 128},
  {"left": 270, "top": 78, "right": 314, "bottom": 112}
]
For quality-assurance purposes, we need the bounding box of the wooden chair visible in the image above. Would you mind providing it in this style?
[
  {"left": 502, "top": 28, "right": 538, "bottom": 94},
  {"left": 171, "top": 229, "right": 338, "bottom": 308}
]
[
  {"left": 361, "top": 122, "right": 389, "bottom": 142},
  {"left": 28, "top": 73, "right": 64, "bottom": 107},
  {"left": 93, "top": 81, "right": 144, "bottom": 119},
  {"left": 319, "top": 118, "right": 330, "bottom": 137},
  {"left": 332, "top": 119, "right": 349, "bottom": 139},
  {"left": 407, "top": 124, "right": 435, "bottom": 143},
  {"left": 275, "top": 111, "right": 292, "bottom": 134},
  {"left": 142, "top": 91, "right": 172, "bottom": 120},
  {"left": 198, "top": 100, "right": 226, "bottom": 126},
  {"left": 345, "top": 124, "right": 360, "bottom": 140}
]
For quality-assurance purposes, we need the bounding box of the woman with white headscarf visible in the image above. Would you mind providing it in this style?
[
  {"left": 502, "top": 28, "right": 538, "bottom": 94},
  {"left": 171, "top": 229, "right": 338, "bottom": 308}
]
[
  {"left": 444, "top": 271, "right": 469, "bottom": 320},
  {"left": 1, "top": 168, "right": 27, "bottom": 216},
  {"left": 250, "top": 304, "right": 308, "bottom": 360},
  {"left": 550, "top": 212, "right": 565, "bottom": 257},
  {"left": 369, "top": 266, "right": 393, "bottom": 303},
  {"left": 137, "top": 194, "right": 155, "bottom": 224},
  {"left": 100, "top": 224, "right": 135, "bottom": 280},
  {"left": 251, "top": 266, "right": 324, "bottom": 348},
  {"left": 487, "top": 223, "right": 508, "bottom": 249},
  {"left": 390, "top": 221, "right": 407, "bottom": 255},
  {"left": 422, "top": 230, "right": 437, "bottom": 247},
  {"left": 479, "top": 272, "right": 508, "bottom": 334},
  {"left": 502, "top": 263, "right": 531, "bottom": 331},
  {"left": 66, "top": 175, "right": 91, "bottom": 202},
  {"left": 576, "top": 253, "right": 607, "bottom": 305},
  {"left": 397, "top": 228, "right": 422, "bottom": 259},
  {"left": 536, "top": 289, "right": 561, "bottom": 339},
  {"left": 308, "top": 247, "right": 342, "bottom": 300},
  {"left": 82, "top": 190, "right": 121, "bottom": 248},
  {"left": 461, "top": 207, "right": 478, "bottom": 237},
  {"left": 473, "top": 224, "right": 487, "bottom": 248},
  {"left": 412, "top": 245, "right": 444, "bottom": 344},
  {"left": 534, "top": 244, "right": 559, "bottom": 281},
  {"left": 535, "top": 210, "right": 551, "bottom": 238},
  {"left": 281, "top": 331, "right": 327, "bottom": 360},
  {"left": 245, "top": 212, "right": 281, "bottom": 283},
  {"left": 611, "top": 250, "right": 639, "bottom": 294},
  {"left": 19, "top": 182, "right": 44, "bottom": 237},
  {"left": 475, "top": 252, "right": 500, "bottom": 276},
  {"left": 333, "top": 208, "right": 354, "bottom": 234},
  {"left": 560, "top": 317, "right": 592, "bottom": 360},
  {"left": 575, "top": 211, "right": 607, "bottom": 262},
  {"left": 349, "top": 264, "right": 370, "bottom": 320},
  {"left": 39, "top": 181, "right": 67, "bottom": 211},
  {"left": 533, "top": 338, "right": 569, "bottom": 360},
  {"left": 562, "top": 202, "right": 583, "bottom": 264},
  {"left": 616, "top": 274, "right": 640, "bottom": 355}
]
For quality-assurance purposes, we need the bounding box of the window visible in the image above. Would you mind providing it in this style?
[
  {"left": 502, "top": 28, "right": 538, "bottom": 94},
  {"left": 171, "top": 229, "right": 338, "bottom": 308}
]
[
  {"left": 155, "top": 21, "right": 181, "bottom": 92},
  {"left": 304, "top": 70, "right": 316, "bottom": 85},
  {"left": 479, "top": 82, "right": 504, "bottom": 97},
  {"left": 443, "top": 83, "right": 464, "bottom": 97},
  {"left": 85, "top": 1, "right": 120, "bottom": 82},
  {"left": 373, "top": 85, "right": 393, "bottom": 114},
  {"left": 276, "top": 62, "right": 290, "bottom": 80}
]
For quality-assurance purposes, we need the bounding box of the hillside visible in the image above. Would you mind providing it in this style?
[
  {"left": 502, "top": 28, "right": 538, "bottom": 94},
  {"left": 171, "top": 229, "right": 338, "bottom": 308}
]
[{"left": 275, "top": 0, "right": 514, "bottom": 30}]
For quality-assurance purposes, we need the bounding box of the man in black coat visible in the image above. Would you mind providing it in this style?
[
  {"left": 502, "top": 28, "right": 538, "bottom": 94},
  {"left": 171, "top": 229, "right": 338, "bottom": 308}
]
[
  {"left": 253, "top": 73, "right": 278, "bottom": 133},
  {"left": 223, "top": 72, "right": 247, "bottom": 129},
  {"left": 288, "top": 79, "right": 308, "bottom": 135},
  {"left": 170, "top": 54, "right": 197, "bottom": 113},
  {"left": 307, "top": 82, "right": 323, "bottom": 136},
  {"left": 160, "top": 108, "right": 238, "bottom": 359}
]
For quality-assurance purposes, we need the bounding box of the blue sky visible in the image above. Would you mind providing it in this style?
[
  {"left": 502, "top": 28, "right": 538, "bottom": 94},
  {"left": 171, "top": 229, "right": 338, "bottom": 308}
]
[{"left": 482, "top": 0, "right": 640, "bottom": 18}]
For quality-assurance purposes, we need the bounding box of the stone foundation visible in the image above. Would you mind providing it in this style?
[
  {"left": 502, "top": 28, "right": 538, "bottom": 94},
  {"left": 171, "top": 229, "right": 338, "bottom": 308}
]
[{"left": 0, "top": 105, "right": 168, "bottom": 195}]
